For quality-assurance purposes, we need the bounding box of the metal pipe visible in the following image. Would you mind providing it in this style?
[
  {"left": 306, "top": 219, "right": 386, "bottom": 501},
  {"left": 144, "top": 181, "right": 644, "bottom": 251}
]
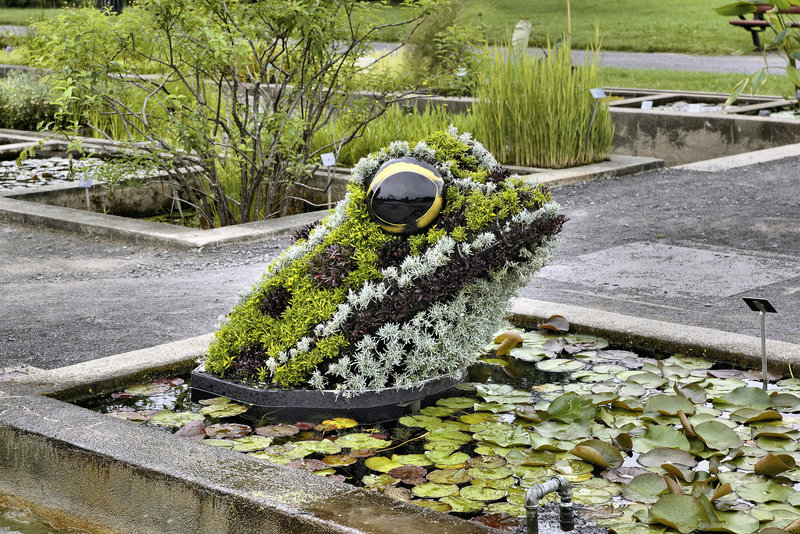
[{"left": 525, "top": 475, "right": 574, "bottom": 534}]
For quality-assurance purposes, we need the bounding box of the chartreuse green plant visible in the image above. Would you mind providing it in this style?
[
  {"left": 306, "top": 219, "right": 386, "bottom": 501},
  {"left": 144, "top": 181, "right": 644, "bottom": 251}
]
[
  {"left": 474, "top": 36, "right": 613, "bottom": 169},
  {"left": 26, "top": 0, "right": 448, "bottom": 227},
  {"left": 206, "top": 128, "right": 564, "bottom": 394}
]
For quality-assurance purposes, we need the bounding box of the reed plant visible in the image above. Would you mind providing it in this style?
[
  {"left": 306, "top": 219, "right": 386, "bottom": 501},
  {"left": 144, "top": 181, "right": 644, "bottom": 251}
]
[{"left": 474, "top": 39, "right": 613, "bottom": 169}]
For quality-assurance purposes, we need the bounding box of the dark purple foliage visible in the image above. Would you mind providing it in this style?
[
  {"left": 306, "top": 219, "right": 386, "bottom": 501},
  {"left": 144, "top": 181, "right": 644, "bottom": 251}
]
[
  {"left": 258, "top": 286, "right": 292, "bottom": 318},
  {"left": 307, "top": 243, "right": 357, "bottom": 289}
]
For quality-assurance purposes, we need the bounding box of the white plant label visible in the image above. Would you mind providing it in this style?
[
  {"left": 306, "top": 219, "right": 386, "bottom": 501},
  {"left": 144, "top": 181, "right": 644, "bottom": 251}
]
[
  {"left": 589, "top": 88, "right": 607, "bottom": 99},
  {"left": 641, "top": 100, "right": 653, "bottom": 110},
  {"left": 78, "top": 178, "right": 93, "bottom": 188},
  {"left": 688, "top": 103, "right": 703, "bottom": 113},
  {"left": 321, "top": 153, "right": 336, "bottom": 167}
]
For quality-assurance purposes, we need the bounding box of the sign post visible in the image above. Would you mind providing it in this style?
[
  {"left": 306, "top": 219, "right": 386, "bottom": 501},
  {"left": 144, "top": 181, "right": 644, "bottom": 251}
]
[{"left": 742, "top": 297, "right": 777, "bottom": 390}]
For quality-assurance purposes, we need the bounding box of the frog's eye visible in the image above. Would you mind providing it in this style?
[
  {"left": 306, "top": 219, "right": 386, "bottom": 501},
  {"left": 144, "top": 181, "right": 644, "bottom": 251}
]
[{"left": 366, "top": 157, "right": 445, "bottom": 234}]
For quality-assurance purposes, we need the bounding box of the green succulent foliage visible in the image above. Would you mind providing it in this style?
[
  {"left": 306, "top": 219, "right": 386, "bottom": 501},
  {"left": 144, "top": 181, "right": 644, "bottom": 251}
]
[{"left": 206, "top": 129, "right": 560, "bottom": 391}]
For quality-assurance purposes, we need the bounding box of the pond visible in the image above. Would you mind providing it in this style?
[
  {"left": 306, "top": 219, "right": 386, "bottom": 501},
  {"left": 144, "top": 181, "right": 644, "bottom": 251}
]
[
  {"left": 78, "top": 324, "right": 800, "bottom": 533},
  {"left": 0, "top": 157, "right": 101, "bottom": 191}
]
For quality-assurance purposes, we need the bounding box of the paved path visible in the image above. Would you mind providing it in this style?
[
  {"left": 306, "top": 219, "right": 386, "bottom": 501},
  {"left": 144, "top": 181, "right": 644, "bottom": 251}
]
[{"left": 372, "top": 42, "right": 788, "bottom": 75}]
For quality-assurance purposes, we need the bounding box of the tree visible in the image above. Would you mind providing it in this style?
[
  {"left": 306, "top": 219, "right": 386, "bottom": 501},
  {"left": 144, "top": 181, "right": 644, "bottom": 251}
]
[{"left": 28, "top": 0, "right": 445, "bottom": 227}]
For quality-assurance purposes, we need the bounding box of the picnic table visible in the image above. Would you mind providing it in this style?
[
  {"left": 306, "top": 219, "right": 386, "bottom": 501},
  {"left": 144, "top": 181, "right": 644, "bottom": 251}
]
[{"left": 728, "top": 4, "right": 800, "bottom": 49}]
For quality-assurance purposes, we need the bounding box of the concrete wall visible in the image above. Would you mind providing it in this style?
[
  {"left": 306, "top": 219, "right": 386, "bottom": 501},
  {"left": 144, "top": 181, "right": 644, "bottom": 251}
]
[{"left": 610, "top": 107, "right": 800, "bottom": 166}]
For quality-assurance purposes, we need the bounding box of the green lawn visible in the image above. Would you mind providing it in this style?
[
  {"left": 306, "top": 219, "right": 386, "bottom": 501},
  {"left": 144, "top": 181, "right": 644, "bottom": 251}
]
[
  {"left": 599, "top": 67, "right": 793, "bottom": 98},
  {"left": 0, "top": 7, "right": 60, "bottom": 26},
  {"left": 380, "top": 0, "right": 760, "bottom": 55}
]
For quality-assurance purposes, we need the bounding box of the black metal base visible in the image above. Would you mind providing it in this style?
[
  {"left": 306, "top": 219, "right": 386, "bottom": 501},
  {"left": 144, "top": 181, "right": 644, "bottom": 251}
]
[{"left": 190, "top": 366, "right": 464, "bottom": 423}]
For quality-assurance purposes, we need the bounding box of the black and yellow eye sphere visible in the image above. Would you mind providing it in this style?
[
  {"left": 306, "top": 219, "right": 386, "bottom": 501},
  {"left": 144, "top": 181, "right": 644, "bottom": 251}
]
[{"left": 366, "top": 157, "right": 445, "bottom": 234}]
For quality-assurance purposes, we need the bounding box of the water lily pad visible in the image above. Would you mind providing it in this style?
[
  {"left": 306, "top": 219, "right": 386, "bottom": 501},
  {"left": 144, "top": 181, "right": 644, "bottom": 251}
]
[
  {"left": 467, "top": 466, "right": 513, "bottom": 480},
  {"left": 644, "top": 394, "right": 695, "bottom": 416},
  {"left": 539, "top": 315, "right": 569, "bottom": 332},
  {"left": 297, "top": 439, "right": 343, "bottom": 455},
  {"left": 494, "top": 331, "right": 523, "bottom": 355},
  {"left": 398, "top": 414, "right": 442, "bottom": 430},
  {"left": 150, "top": 410, "right": 204, "bottom": 428},
  {"left": 425, "top": 450, "right": 470, "bottom": 467},
  {"left": 718, "top": 472, "right": 796, "bottom": 503},
  {"left": 621, "top": 472, "right": 669, "bottom": 504},
  {"left": 365, "top": 456, "right": 402, "bottom": 473},
  {"left": 535, "top": 420, "right": 591, "bottom": 442},
  {"left": 231, "top": 435, "right": 273, "bottom": 452},
  {"left": 198, "top": 402, "right": 248, "bottom": 418},
  {"left": 419, "top": 406, "right": 455, "bottom": 418},
  {"left": 547, "top": 392, "right": 596, "bottom": 422},
  {"left": 714, "top": 510, "right": 762, "bottom": 534},
  {"left": 388, "top": 464, "right": 427, "bottom": 483},
  {"left": 461, "top": 412, "right": 499, "bottom": 425},
  {"left": 319, "top": 417, "right": 358, "bottom": 430},
  {"left": 361, "top": 473, "right": 399, "bottom": 489},
  {"left": 411, "top": 482, "right": 459, "bottom": 498},
  {"left": 475, "top": 383, "right": 531, "bottom": 404},
  {"left": 508, "top": 346, "right": 549, "bottom": 362},
  {"left": 571, "top": 439, "right": 624, "bottom": 468},
  {"left": 322, "top": 454, "right": 358, "bottom": 467},
  {"left": 413, "top": 499, "right": 452, "bottom": 512},
  {"left": 440, "top": 495, "right": 483, "bottom": 513},
  {"left": 392, "top": 454, "right": 433, "bottom": 467},
  {"left": 473, "top": 401, "right": 516, "bottom": 413},
  {"left": 537, "top": 359, "right": 586, "bottom": 372},
  {"left": 174, "top": 419, "right": 206, "bottom": 440},
  {"left": 650, "top": 494, "right": 710, "bottom": 533},
  {"left": 625, "top": 372, "right": 668, "bottom": 389},
  {"left": 664, "top": 355, "right": 713, "bottom": 370},
  {"left": 255, "top": 424, "right": 300, "bottom": 438},
  {"left": 467, "top": 455, "right": 507, "bottom": 469},
  {"left": 553, "top": 459, "right": 594, "bottom": 476},
  {"left": 474, "top": 424, "right": 532, "bottom": 447},
  {"left": 198, "top": 396, "right": 230, "bottom": 405},
  {"left": 427, "top": 468, "right": 472, "bottom": 484},
  {"left": 460, "top": 485, "right": 506, "bottom": 502},
  {"left": 632, "top": 425, "right": 691, "bottom": 453},
  {"left": 435, "top": 396, "right": 476, "bottom": 410},
  {"left": 334, "top": 433, "right": 391, "bottom": 450},
  {"left": 637, "top": 447, "right": 697, "bottom": 468},
  {"left": 123, "top": 382, "right": 170, "bottom": 396},
  {"left": 754, "top": 452, "right": 797, "bottom": 477},
  {"left": 714, "top": 387, "right": 773, "bottom": 410},
  {"left": 694, "top": 421, "right": 743, "bottom": 450}
]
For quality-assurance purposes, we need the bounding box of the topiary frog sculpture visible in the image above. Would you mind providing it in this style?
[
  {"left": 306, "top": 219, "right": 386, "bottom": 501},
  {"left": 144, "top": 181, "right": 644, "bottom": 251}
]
[{"left": 205, "top": 128, "right": 565, "bottom": 395}]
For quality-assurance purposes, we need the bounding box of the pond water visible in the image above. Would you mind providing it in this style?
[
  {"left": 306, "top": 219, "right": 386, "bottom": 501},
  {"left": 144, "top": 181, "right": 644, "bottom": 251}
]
[
  {"left": 0, "top": 158, "right": 101, "bottom": 191},
  {"left": 0, "top": 504, "right": 87, "bottom": 534},
  {"left": 78, "top": 325, "right": 800, "bottom": 533}
]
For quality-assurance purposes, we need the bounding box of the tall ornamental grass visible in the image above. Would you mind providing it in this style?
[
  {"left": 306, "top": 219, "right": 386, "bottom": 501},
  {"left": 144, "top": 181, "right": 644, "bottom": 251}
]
[{"left": 474, "top": 41, "right": 613, "bottom": 169}]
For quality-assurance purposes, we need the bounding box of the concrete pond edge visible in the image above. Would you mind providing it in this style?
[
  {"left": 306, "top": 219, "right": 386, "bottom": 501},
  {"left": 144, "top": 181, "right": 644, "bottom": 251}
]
[
  {"left": 2, "top": 297, "right": 798, "bottom": 533},
  {"left": 0, "top": 154, "right": 662, "bottom": 249}
]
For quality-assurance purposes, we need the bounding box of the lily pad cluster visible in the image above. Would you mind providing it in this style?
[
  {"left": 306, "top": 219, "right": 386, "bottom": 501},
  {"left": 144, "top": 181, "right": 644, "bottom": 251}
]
[{"left": 97, "top": 323, "right": 800, "bottom": 533}]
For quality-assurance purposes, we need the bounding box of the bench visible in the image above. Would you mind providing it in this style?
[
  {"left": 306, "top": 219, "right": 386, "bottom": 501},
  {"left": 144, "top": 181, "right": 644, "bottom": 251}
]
[{"left": 729, "top": 5, "right": 800, "bottom": 49}]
